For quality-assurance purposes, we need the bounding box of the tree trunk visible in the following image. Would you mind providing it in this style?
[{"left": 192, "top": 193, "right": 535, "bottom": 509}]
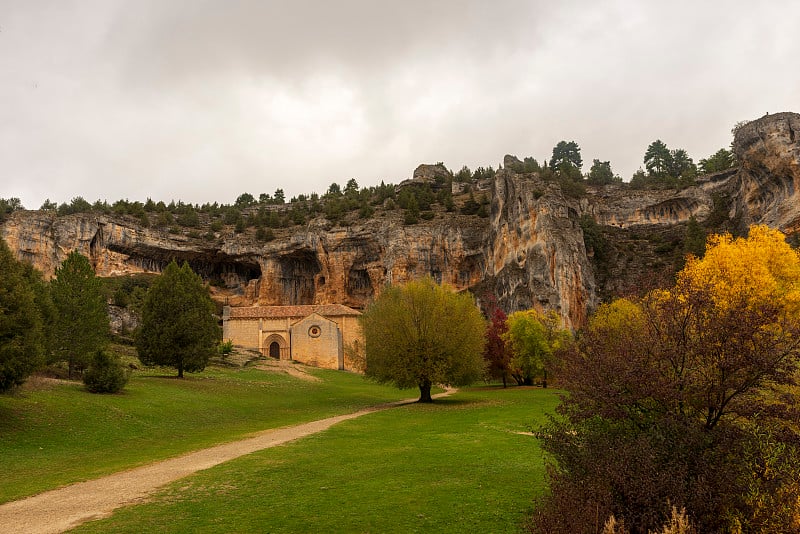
[
  {"left": 418, "top": 381, "right": 433, "bottom": 403},
  {"left": 178, "top": 361, "right": 184, "bottom": 379},
  {"left": 542, "top": 369, "right": 548, "bottom": 389}
]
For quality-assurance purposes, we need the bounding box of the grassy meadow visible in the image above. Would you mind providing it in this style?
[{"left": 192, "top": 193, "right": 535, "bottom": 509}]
[
  {"left": 0, "top": 360, "right": 416, "bottom": 503},
  {"left": 1, "top": 354, "right": 560, "bottom": 532},
  {"left": 73, "top": 386, "right": 560, "bottom": 533}
]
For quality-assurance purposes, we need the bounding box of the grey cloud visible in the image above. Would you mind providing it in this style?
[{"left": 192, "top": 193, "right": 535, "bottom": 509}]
[{"left": 2, "top": 0, "right": 800, "bottom": 209}]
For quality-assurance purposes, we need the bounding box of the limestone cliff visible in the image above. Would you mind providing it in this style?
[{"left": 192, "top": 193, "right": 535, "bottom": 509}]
[
  {"left": 0, "top": 209, "right": 486, "bottom": 311},
  {"left": 3, "top": 112, "right": 800, "bottom": 328},
  {"left": 730, "top": 112, "right": 800, "bottom": 231},
  {"left": 479, "top": 170, "right": 595, "bottom": 328}
]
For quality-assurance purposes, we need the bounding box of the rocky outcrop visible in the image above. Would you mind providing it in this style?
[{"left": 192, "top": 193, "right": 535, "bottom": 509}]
[
  {"left": 252, "top": 215, "right": 486, "bottom": 309},
  {"left": 4, "top": 112, "right": 800, "bottom": 328},
  {"left": 583, "top": 184, "right": 714, "bottom": 228},
  {"left": 730, "top": 112, "right": 800, "bottom": 231},
  {"left": 1, "top": 209, "right": 486, "bottom": 311},
  {"left": 480, "top": 170, "right": 595, "bottom": 328}
]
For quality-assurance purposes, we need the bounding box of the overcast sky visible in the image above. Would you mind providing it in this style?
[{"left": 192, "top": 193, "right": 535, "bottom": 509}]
[{"left": 2, "top": 1, "right": 799, "bottom": 209}]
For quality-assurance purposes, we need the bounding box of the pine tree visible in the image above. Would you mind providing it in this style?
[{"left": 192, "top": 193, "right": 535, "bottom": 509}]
[
  {"left": 51, "top": 251, "right": 109, "bottom": 378},
  {"left": 136, "top": 261, "right": 220, "bottom": 377},
  {"left": 0, "top": 240, "right": 44, "bottom": 391}
]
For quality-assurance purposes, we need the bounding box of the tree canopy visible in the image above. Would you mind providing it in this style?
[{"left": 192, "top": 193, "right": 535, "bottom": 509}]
[
  {"left": 586, "top": 159, "right": 620, "bottom": 185},
  {"left": 635, "top": 140, "right": 698, "bottom": 189},
  {"left": 698, "top": 148, "right": 736, "bottom": 174},
  {"left": 360, "top": 277, "right": 486, "bottom": 402},
  {"left": 483, "top": 303, "right": 511, "bottom": 387},
  {"left": 643, "top": 139, "right": 671, "bottom": 176},
  {"left": 549, "top": 140, "right": 582, "bottom": 171},
  {"left": 51, "top": 251, "right": 109, "bottom": 377},
  {"left": 504, "top": 309, "right": 569, "bottom": 387},
  {"left": 549, "top": 140, "right": 583, "bottom": 182},
  {"left": 0, "top": 239, "right": 44, "bottom": 391},
  {"left": 136, "top": 261, "right": 220, "bottom": 378}
]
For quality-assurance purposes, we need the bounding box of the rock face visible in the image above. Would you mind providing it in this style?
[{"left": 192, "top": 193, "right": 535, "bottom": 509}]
[
  {"left": 730, "top": 112, "right": 800, "bottom": 231},
  {"left": 1, "top": 209, "right": 486, "bottom": 310},
  {"left": 3, "top": 112, "right": 800, "bottom": 328},
  {"left": 480, "top": 170, "right": 595, "bottom": 328}
]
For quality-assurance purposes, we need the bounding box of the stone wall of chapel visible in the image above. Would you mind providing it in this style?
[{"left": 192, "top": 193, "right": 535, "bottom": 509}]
[
  {"left": 223, "top": 318, "right": 260, "bottom": 349},
  {"left": 290, "top": 314, "right": 341, "bottom": 370}
]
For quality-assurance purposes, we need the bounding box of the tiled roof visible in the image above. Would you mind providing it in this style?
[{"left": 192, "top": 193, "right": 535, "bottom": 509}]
[{"left": 227, "top": 304, "right": 361, "bottom": 319}]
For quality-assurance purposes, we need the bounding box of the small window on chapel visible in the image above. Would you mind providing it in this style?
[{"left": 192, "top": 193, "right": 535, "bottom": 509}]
[{"left": 308, "top": 325, "right": 322, "bottom": 338}]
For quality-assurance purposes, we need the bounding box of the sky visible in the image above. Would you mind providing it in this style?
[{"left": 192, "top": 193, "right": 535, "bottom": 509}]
[{"left": 2, "top": 1, "right": 799, "bottom": 209}]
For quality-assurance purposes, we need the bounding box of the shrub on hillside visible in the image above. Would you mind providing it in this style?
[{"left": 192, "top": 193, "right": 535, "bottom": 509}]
[
  {"left": 83, "top": 350, "right": 129, "bottom": 393},
  {"left": 218, "top": 339, "right": 235, "bottom": 358}
]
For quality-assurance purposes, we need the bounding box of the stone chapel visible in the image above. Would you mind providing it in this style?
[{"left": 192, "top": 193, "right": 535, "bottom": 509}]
[{"left": 222, "top": 304, "right": 362, "bottom": 371}]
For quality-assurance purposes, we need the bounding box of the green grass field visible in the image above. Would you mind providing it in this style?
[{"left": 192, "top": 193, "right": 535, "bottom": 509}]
[
  {"left": 1, "top": 361, "right": 560, "bottom": 532},
  {"left": 0, "top": 364, "right": 417, "bottom": 503},
  {"left": 73, "top": 386, "right": 560, "bottom": 533}
]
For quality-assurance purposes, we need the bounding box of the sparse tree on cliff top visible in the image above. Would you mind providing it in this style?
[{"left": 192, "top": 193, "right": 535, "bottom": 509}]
[
  {"left": 644, "top": 139, "right": 672, "bottom": 176},
  {"left": 360, "top": 277, "right": 486, "bottom": 402},
  {"left": 51, "top": 251, "right": 109, "bottom": 378},
  {"left": 699, "top": 148, "right": 736, "bottom": 174},
  {"left": 549, "top": 140, "right": 583, "bottom": 171},
  {"left": 586, "top": 159, "right": 619, "bottom": 185},
  {"left": 136, "top": 261, "right": 220, "bottom": 378},
  {"left": 0, "top": 239, "right": 44, "bottom": 391}
]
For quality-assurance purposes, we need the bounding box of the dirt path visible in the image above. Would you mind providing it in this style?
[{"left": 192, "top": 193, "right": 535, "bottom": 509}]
[
  {"left": 251, "top": 358, "right": 321, "bottom": 382},
  {"left": 0, "top": 390, "right": 453, "bottom": 534}
]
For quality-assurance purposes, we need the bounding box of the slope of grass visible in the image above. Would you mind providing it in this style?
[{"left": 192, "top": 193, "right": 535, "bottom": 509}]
[
  {"left": 0, "top": 365, "right": 416, "bottom": 503},
  {"left": 74, "top": 387, "right": 560, "bottom": 533}
]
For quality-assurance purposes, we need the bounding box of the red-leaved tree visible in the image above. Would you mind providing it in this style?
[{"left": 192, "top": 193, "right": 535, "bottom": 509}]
[{"left": 483, "top": 298, "right": 512, "bottom": 387}]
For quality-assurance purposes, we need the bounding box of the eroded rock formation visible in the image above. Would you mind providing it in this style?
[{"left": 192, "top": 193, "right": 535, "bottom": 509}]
[
  {"left": 730, "top": 112, "right": 800, "bottom": 231},
  {"left": 3, "top": 112, "right": 800, "bottom": 328},
  {"left": 479, "top": 170, "right": 595, "bottom": 328}
]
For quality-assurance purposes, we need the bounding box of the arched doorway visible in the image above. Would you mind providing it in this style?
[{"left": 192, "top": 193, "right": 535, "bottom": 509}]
[
  {"left": 262, "top": 333, "right": 288, "bottom": 360},
  {"left": 269, "top": 341, "right": 280, "bottom": 359}
]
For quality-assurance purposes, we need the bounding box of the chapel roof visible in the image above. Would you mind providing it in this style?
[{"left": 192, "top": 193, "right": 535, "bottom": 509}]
[{"left": 227, "top": 304, "right": 361, "bottom": 319}]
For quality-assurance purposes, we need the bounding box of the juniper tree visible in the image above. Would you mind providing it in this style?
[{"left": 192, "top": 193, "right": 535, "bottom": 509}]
[
  {"left": 136, "top": 261, "right": 220, "bottom": 378},
  {"left": 0, "top": 239, "right": 44, "bottom": 391},
  {"left": 51, "top": 251, "right": 109, "bottom": 377}
]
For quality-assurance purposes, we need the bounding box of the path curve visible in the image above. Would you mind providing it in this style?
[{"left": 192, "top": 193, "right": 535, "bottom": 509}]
[{"left": 0, "top": 390, "right": 453, "bottom": 534}]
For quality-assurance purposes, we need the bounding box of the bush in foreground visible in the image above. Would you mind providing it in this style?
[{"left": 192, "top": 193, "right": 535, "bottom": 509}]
[
  {"left": 530, "top": 226, "right": 800, "bottom": 532},
  {"left": 83, "top": 350, "right": 129, "bottom": 393}
]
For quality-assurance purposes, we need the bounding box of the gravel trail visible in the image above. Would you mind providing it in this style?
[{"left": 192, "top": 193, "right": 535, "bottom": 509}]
[{"left": 0, "top": 390, "right": 452, "bottom": 533}]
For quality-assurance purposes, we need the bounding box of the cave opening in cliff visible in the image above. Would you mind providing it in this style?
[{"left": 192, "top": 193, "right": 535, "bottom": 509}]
[
  {"left": 203, "top": 260, "right": 262, "bottom": 292},
  {"left": 346, "top": 268, "right": 373, "bottom": 301},
  {"left": 108, "top": 243, "right": 263, "bottom": 292},
  {"left": 278, "top": 250, "right": 321, "bottom": 305}
]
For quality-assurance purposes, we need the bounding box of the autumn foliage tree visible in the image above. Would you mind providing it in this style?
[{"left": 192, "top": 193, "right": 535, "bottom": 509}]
[
  {"left": 504, "top": 309, "right": 570, "bottom": 387},
  {"left": 360, "top": 277, "right": 486, "bottom": 402},
  {"left": 483, "top": 302, "right": 511, "bottom": 387},
  {"left": 531, "top": 225, "right": 800, "bottom": 533}
]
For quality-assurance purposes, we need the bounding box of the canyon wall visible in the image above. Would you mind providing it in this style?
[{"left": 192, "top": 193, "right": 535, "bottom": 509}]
[{"left": 3, "top": 112, "right": 799, "bottom": 328}]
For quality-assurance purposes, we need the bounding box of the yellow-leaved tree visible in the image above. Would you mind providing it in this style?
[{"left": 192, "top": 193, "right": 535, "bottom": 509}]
[
  {"left": 655, "top": 224, "right": 800, "bottom": 429},
  {"left": 504, "top": 309, "right": 571, "bottom": 387}
]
